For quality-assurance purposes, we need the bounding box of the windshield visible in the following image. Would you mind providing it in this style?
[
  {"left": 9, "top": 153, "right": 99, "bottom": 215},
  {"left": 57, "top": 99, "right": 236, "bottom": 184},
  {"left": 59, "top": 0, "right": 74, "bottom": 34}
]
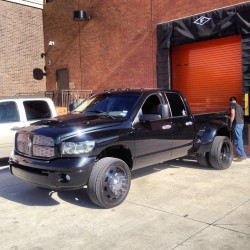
[{"left": 72, "top": 93, "right": 140, "bottom": 118}]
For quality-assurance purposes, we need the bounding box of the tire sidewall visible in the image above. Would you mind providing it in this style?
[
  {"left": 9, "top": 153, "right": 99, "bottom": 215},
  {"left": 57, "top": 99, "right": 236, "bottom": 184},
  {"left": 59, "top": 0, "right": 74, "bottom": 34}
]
[
  {"left": 88, "top": 157, "right": 131, "bottom": 208},
  {"left": 209, "top": 136, "right": 233, "bottom": 170}
]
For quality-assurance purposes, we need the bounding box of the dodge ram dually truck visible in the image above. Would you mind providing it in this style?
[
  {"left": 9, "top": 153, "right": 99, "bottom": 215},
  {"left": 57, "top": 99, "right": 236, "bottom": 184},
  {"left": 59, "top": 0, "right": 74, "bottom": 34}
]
[{"left": 9, "top": 89, "right": 233, "bottom": 208}]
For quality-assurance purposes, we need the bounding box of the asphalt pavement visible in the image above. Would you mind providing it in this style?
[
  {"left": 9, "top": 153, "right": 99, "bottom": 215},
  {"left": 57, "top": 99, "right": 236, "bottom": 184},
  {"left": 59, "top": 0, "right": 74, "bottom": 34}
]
[{"left": 0, "top": 157, "right": 249, "bottom": 250}]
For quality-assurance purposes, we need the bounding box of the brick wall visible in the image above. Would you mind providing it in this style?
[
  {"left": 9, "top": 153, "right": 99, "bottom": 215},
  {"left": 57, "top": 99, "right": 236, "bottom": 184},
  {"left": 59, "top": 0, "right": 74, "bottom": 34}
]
[
  {"left": 1, "top": 0, "right": 246, "bottom": 95},
  {"left": 43, "top": 0, "right": 155, "bottom": 93},
  {"left": 43, "top": 0, "right": 245, "bottom": 94},
  {"left": 0, "top": 1, "right": 46, "bottom": 96}
]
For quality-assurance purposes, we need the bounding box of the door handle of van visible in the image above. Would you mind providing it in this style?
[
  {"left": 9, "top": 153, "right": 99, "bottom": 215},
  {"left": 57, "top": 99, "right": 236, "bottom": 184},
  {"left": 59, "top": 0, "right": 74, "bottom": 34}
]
[{"left": 11, "top": 126, "right": 25, "bottom": 131}]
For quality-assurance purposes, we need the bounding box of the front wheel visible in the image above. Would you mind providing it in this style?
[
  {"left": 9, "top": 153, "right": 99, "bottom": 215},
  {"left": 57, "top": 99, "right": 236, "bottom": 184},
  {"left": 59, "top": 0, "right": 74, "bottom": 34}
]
[
  {"left": 87, "top": 157, "right": 131, "bottom": 208},
  {"left": 209, "top": 136, "right": 233, "bottom": 170}
]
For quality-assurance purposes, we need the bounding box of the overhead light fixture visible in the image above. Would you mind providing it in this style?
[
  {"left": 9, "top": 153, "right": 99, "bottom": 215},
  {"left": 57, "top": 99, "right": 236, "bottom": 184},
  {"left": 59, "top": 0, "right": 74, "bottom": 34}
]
[
  {"left": 73, "top": 10, "right": 91, "bottom": 21},
  {"left": 48, "top": 41, "right": 55, "bottom": 46}
]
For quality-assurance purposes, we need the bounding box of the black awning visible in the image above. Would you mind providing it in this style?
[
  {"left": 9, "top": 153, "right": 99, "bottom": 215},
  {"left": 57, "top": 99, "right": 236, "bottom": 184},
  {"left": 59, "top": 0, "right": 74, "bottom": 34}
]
[
  {"left": 157, "top": 3, "right": 250, "bottom": 49},
  {"left": 157, "top": 2, "right": 250, "bottom": 89}
]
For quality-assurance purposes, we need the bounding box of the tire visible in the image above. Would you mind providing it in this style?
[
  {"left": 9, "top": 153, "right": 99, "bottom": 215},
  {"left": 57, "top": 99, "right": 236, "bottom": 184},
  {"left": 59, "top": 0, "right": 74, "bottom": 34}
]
[
  {"left": 87, "top": 157, "right": 131, "bottom": 208},
  {"left": 197, "top": 152, "right": 211, "bottom": 167},
  {"left": 209, "top": 136, "right": 233, "bottom": 170}
]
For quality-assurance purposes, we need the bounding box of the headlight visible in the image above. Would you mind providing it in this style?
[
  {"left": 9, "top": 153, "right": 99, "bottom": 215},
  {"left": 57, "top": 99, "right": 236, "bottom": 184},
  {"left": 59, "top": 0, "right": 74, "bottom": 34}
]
[{"left": 62, "top": 141, "right": 95, "bottom": 155}]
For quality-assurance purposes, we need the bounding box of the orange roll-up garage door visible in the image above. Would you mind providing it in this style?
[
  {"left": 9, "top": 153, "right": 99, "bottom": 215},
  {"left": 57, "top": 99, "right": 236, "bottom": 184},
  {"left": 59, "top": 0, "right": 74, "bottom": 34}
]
[{"left": 172, "top": 35, "right": 242, "bottom": 113}]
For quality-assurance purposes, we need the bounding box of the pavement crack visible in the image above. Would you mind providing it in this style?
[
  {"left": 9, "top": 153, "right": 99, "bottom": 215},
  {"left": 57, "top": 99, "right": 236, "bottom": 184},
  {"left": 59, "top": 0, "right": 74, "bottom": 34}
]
[
  {"left": 127, "top": 199, "right": 250, "bottom": 249},
  {"left": 210, "top": 198, "right": 250, "bottom": 226},
  {"left": 170, "top": 225, "right": 211, "bottom": 250},
  {"left": 212, "top": 225, "right": 250, "bottom": 235},
  {"left": 126, "top": 200, "right": 210, "bottom": 225}
]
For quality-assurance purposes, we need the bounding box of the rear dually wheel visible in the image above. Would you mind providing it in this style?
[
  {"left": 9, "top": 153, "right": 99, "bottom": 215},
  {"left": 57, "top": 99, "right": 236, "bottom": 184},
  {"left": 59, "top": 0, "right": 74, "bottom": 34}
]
[{"left": 209, "top": 136, "right": 233, "bottom": 170}]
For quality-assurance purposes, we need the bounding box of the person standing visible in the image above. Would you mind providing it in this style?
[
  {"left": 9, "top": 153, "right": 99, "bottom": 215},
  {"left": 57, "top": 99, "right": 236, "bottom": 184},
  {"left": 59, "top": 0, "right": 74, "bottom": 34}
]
[{"left": 229, "top": 97, "right": 247, "bottom": 161}]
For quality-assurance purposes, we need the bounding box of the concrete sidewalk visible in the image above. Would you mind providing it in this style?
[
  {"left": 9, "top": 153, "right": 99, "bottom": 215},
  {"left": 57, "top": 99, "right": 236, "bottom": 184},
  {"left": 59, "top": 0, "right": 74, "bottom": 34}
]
[{"left": 0, "top": 158, "right": 249, "bottom": 250}]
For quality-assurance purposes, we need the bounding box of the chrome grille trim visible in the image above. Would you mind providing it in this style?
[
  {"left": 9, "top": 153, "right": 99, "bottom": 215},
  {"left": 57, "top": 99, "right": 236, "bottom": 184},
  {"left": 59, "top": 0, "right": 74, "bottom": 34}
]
[
  {"left": 16, "top": 132, "right": 55, "bottom": 158},
  {"left": 16, "top": 133, "right": 30, "bottom": 155},
  {"left": 16, "top": 141, "right": 29, "bottom": 155},
  {"left": 33, "top": 135, "right": 54, "bottom": 146},
  {"left": 17, "top": 133, "right": 29, "bottom": 143},
  {"left": 33, "top": 145, "right": 54, "bottom": 158}
]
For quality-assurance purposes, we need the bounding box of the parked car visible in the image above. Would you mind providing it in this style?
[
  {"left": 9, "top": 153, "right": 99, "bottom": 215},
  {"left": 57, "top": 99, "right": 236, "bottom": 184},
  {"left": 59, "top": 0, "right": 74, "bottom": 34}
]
[
  {"left": 0, "top": 96, "right": 57, "bottom": 158},
  {"left": 9, "top": 89, "right": 233, "bottom": 208}
]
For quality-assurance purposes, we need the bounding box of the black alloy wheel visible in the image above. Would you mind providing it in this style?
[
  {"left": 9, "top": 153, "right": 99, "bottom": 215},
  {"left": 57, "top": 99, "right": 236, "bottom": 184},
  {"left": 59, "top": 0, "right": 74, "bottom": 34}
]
[
  {"left": 209, "top": 136, "right": 233, "bottom": 170},
  {"left": 87, "top": 157, "right": 131, "bottom": 208}
]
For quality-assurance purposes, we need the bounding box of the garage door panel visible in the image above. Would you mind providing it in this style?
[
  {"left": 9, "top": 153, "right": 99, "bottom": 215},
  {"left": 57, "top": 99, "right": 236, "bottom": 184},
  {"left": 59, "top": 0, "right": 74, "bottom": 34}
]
[{"left": 172, "top": 35, "right": 242, "bottom": 113}]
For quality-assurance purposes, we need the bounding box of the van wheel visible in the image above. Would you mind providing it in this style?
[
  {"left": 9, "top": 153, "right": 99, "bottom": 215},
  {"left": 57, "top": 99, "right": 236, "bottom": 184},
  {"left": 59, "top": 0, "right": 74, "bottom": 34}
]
[
  {"left": 87, "top": 157, "right": 131, "bottom": 208},
  {"left": 197, "top": 152, "right": 211, "bottom": 167},
  {"left": 209, "top": 136, "right": 233, "bottom": 170}
]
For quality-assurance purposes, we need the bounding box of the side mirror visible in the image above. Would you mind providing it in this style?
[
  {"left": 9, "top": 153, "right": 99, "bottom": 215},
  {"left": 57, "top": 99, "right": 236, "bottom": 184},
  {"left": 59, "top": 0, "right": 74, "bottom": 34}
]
[{"left": 158, "top": 104, "right": 170, "bottom": 119}]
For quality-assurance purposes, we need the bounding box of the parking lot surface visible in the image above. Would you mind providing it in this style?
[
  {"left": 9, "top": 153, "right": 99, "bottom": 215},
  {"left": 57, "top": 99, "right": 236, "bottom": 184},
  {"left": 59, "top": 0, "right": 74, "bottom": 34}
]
[{"left": 0, "top": 157, "right": 250, "bottom": 250}]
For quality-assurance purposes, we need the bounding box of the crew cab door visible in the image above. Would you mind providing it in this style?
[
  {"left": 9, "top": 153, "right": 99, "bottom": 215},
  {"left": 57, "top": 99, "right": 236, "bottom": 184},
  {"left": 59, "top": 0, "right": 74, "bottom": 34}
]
[
  {"left": 132, "top": 94, "right": 173, "bottom": 169},
  {"left": 164, "top": 92, "right": 195, "bottom": 159}
]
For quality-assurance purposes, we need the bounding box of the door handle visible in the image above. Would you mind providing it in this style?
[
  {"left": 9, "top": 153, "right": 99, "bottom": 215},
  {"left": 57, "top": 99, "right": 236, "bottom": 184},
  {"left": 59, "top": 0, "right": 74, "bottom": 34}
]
[
  {"left": 162, "top": 124, "right": 172, "bottom": 130},
  {"left": 185, "top": 121, "right": 193, "bottom": 126}
]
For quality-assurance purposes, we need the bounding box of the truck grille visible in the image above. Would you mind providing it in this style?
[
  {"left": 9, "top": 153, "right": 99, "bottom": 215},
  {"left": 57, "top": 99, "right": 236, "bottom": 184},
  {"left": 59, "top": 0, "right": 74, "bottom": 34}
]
[{"left": 16, "top": 132, "right": 55, "bottom": 158}]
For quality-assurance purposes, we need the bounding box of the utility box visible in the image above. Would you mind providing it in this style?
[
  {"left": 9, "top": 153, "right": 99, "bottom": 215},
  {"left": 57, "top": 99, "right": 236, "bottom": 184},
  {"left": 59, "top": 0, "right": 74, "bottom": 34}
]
[{"left": 56, "top": 106, "right": 68, "bottom": 115}]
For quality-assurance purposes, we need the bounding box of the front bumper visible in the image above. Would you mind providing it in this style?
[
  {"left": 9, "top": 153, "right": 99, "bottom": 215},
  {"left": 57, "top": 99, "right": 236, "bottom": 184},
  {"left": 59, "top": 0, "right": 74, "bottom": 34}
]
[{"left": 9, "top": 151, "right": 96, "bottom": 190}]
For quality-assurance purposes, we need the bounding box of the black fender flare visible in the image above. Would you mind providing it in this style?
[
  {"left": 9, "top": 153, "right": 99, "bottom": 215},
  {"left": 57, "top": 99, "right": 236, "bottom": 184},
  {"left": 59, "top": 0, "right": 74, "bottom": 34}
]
[{"left": 194, "top": 125, "right": 230, "bottom": 153}]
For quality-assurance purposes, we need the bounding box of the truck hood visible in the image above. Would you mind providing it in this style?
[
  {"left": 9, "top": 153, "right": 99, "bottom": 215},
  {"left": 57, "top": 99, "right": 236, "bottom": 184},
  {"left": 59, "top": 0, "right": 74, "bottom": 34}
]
[{"left": 23, "top": 113, "right": 126, "bottom": 138}]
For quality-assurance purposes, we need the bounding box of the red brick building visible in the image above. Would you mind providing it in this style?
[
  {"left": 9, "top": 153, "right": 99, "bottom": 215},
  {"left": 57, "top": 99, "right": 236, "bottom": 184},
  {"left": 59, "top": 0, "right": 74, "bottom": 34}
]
[
  {"left": 2, "top": 0, "right": 249, "bottom": 105},
  {"left": 43, "top": 0, "right": 247, "bottom": 93}
]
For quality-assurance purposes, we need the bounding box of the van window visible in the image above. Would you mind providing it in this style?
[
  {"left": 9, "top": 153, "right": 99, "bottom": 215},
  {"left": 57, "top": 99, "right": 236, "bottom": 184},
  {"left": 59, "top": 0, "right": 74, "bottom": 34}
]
[
  {"left": 165, "top": 93, "right": 187, "bottom": 117},
  {"left": 0, "top": 101, "right": 20, "bottom": 123},
  {"left": 23, "top": 101, "right": 51, "bottom": 120}
]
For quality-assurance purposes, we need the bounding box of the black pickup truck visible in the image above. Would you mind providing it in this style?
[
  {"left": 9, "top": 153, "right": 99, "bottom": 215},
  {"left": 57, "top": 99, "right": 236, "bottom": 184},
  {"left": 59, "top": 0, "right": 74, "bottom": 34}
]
[{"left": 9, "top": 89, "right": 233, "bottom": 208}]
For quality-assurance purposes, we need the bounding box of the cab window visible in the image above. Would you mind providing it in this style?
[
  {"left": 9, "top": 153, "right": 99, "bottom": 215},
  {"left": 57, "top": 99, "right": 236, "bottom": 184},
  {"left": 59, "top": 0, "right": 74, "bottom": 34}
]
[
  {"left": 23, "top": 101, "right": 51, "bottom": 120},
  {"left": 0, "top": 101, "right": 20, "bottom": 123},
  {"left": 165, "top": 93, "right": 187, "bottom": 117},
  {"left": 142, "top": 95, "right": 161, "bottom": 115}
]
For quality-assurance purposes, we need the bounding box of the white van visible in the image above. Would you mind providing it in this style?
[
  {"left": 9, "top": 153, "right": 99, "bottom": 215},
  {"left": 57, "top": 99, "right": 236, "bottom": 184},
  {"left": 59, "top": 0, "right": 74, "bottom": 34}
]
[{"left": 0, "top": 97, "right": 57, "bottom": 158}]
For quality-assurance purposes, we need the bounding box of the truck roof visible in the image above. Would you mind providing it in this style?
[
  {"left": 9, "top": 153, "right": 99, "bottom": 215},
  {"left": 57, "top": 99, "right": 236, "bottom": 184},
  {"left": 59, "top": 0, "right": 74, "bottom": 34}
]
[
  {"left": 100, "top": 88, "right": 180, "bottom": 95},
  {"left": 0, "top": 96, "right": 53, "bottom": 101}
]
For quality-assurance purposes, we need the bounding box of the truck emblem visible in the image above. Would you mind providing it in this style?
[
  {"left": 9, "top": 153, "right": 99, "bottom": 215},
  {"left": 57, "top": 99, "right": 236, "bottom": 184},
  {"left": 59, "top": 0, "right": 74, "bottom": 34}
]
[{"left": 193, "top": 16, "right": 211, "bottom": 25}]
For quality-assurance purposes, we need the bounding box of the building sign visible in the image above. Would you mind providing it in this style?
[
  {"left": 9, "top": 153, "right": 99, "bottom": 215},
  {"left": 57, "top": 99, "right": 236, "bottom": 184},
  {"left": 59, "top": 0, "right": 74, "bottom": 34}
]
[{"left": 193, "top": 16, "right": 211, "bottom": 25}]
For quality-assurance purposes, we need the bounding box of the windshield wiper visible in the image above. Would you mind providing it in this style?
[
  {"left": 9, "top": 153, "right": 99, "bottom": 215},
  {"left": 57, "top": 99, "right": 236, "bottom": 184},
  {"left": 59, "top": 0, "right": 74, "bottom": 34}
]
[
  {"left": 85, "top": 110, "right": 116, "bottom": 119},
  {"left": 88, "top": 110, "right": 105, "bottom": 113}
]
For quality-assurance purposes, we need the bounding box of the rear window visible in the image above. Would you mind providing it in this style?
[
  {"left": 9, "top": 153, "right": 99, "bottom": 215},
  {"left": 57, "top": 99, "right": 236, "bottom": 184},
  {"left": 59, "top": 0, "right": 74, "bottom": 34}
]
[
  {"left": 23, "top": 100, "right": 51, "bottom": 121},
  {"left": 165, "top": 93, "right": 187, "bottom": 117},
  {"left": 0, "top": 101, "right": 20, "bottom": 123}
]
